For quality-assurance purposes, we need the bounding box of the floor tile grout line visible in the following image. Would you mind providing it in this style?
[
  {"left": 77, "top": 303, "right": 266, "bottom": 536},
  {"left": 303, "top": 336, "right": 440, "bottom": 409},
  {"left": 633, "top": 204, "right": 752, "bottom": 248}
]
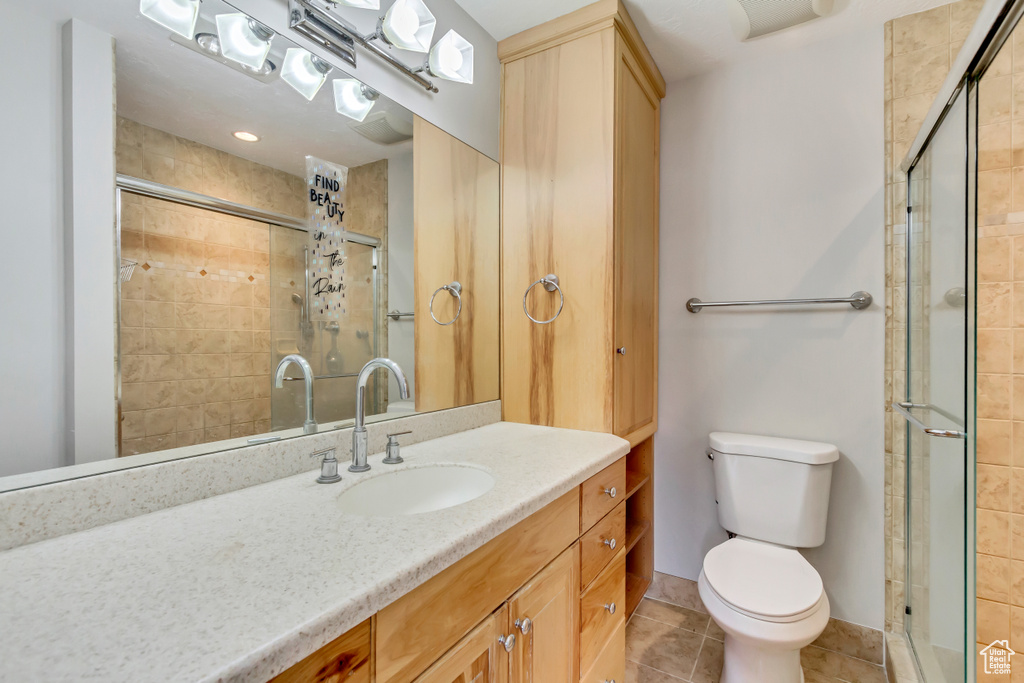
[
  {"left": 685, "top": 634, "right": 705, "bottom": 682},
  {"left": 627, "top": 656, "right": 694, "bottom": 683}
]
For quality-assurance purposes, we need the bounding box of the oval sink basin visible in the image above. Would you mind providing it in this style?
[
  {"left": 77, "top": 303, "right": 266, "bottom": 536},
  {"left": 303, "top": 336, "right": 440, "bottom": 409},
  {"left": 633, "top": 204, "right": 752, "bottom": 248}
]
[{"left": 336, "top": 465, "right": 495, "bottom": 516}]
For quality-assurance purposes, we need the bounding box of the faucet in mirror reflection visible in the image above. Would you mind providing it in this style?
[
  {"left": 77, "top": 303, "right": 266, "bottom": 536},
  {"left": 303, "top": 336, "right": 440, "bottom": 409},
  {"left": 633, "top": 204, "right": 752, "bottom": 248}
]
[{"left": 274, "top": 355, "right": 317, "bottom": 435}]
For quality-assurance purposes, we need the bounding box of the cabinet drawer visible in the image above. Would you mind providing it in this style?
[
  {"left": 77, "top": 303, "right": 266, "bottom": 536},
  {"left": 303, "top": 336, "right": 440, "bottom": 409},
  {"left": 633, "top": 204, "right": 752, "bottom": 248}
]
[
  {"left": 580, "top": 503, "right": 625, "bottom": 590},
  {"left": 580, "top": 459, "right": 626, "bottom": 532},
  {"left": 580, "top": 622, "right": 624, "bottom": 683},
  {"left": 579, "top": 550, "right": 625, "bottom": 675},
  {"left": 270, "top": 618, "right": 371, "bottom": 683}
]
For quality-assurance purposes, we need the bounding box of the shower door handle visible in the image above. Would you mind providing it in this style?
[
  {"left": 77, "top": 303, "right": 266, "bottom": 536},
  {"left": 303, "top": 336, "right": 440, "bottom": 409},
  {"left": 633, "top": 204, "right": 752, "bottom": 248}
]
[{"left": 892, "top": 402, "right": 966, "bottom": 439}]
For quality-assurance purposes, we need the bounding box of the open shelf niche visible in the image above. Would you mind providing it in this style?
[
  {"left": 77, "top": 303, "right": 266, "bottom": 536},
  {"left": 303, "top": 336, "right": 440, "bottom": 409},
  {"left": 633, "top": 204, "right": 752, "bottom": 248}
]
[{"left": 623, "top": 436, "right": 653, "bottom": 618}]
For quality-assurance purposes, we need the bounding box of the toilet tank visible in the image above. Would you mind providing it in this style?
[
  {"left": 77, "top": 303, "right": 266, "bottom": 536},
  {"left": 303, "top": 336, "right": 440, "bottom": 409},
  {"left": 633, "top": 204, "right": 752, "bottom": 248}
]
[{"left": 709, "top": 432, "right": 839, "bottom": 548}]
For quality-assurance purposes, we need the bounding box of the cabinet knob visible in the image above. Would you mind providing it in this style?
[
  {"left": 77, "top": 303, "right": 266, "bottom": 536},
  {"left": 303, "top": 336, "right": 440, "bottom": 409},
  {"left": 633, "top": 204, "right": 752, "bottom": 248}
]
[
  {"left": 603, "top": 487, "right": 617, "bottom": 499},
  {"left": 499, "top": 633, "right": 516, "bottom": 652},
  {"left": 604, "top": 602, "right": 616, "bottom": 614},
  {"left": 515, "top": 617, "right": 532, "bottom": 634},
  {"left": 616, "top": 347, "right": 626, "bottom": 355},
  {"left": 603, "top": 538, "right": 617, "bottom": 550}
]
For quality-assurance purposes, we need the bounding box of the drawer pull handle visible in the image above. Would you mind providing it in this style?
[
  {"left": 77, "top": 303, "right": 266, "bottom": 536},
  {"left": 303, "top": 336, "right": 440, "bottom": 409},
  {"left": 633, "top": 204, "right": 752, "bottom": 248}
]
[
  {"left": 604, "top": 602, "right": 616, "bottom": 614},
  {"left": 515, "top": 617, "right": 532, "bottom": 634},
  {"left": 603, "top": 680, "right": 616, "bottom": 683},
  {"left": 499, "top": 633, "right": 516, "bottom": 652},
  {"left": 603, "top": 538, "right": 617, "bottom": 550},
  {"left": 603, "top": 487, "right": 617, "bottom": 498}
]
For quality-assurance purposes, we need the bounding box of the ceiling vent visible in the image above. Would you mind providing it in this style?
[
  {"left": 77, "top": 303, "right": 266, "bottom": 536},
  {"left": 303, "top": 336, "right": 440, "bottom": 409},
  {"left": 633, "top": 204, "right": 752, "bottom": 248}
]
[
  {"left": 349, "top": 111, "right": 414, "bottom": 145},
  {"left": 726, "top": 0, "right": 837, "bottom": 41}
]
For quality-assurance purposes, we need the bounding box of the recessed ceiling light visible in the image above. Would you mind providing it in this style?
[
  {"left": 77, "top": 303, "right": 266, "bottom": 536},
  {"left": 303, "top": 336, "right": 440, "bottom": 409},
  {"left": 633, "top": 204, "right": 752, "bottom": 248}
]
[{"left": 233, "top": 131, "right": 260, "bottom": 142}]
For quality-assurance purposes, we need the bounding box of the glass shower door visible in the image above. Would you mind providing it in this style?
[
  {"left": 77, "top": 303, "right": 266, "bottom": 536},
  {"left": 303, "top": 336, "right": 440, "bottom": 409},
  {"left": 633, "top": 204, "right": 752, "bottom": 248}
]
[{"left": 902, "top": 85, "right": 973, "bottom": 682}]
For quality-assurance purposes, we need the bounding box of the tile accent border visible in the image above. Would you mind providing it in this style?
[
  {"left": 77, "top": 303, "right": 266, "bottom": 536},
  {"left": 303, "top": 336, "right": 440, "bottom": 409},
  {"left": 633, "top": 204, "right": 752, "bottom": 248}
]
[
  {"left": 0, "top": 401, "right": 500, "bottom": 552},
  {"left": 646, "top": 571, "right": 886, "bottom": 668}
]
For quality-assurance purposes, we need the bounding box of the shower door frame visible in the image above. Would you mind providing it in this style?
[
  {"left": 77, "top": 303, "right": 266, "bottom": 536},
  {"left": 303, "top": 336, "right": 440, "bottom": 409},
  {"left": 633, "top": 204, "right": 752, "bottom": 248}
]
[{"left": 114, "top": 174, "right": 382, "bottom": 458}]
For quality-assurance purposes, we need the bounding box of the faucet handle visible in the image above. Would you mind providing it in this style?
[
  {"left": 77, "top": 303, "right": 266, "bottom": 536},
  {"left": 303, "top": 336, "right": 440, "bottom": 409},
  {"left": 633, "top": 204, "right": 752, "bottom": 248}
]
[
  {"left": 383, "top": 431, "right": 411, "bottom": 465},
  {"left": 311, "top": 448, "right": 341, "bottom": 484}
]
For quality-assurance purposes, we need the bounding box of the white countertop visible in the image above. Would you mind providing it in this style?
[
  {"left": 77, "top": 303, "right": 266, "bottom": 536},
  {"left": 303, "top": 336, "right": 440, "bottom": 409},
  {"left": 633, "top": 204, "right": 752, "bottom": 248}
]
[{"left": 0, "top": 422, "right": 629, "bottom": 682}]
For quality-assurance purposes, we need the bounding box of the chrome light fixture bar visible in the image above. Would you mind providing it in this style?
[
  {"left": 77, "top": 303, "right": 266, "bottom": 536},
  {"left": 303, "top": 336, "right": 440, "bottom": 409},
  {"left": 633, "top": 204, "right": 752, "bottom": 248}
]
[{"left": 288, "top": 0, "right": 439, "bottom": 93}]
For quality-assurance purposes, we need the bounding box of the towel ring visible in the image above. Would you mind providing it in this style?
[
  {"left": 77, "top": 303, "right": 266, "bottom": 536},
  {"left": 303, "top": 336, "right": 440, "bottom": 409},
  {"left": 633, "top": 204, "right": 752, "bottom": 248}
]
[
  {"left": 429, "top": 281, "right": 462, "bottom": 326},
  {"left": 523, "top": 274, "right": 564, "bottom": 325}
]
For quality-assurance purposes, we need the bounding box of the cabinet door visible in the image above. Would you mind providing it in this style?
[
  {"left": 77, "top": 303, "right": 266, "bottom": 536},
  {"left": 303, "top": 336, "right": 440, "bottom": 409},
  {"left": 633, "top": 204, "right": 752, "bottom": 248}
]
[
  {"left": 501, "top": 29, "right": 616, "bottom": 433},
  {"left": 415, "top": 605, "right": 510, "bottom": 683},
  {"left": 414, "top": 116, "right": 500, "bottom": 412},
  {"left": 507, "top": 545, "right": 580, "bottom": 683},
  {"left": 612, "top": 37, "right": 659, "bottom": 439}
]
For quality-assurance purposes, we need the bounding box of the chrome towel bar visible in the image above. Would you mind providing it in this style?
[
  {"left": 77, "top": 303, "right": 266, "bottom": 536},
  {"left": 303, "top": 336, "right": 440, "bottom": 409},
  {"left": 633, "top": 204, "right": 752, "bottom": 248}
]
[{"left": 686, "top": 291, "right": 872, "bottom": 313}]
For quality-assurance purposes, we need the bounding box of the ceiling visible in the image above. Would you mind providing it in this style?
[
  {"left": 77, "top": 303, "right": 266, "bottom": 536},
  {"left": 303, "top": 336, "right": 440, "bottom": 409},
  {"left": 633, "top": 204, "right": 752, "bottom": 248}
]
[
  {"left": 456, "top": 0, "right": 961, "bottom": 82},
  {"left": 29, "top": 0, "right": 414, "bottom": 177}
]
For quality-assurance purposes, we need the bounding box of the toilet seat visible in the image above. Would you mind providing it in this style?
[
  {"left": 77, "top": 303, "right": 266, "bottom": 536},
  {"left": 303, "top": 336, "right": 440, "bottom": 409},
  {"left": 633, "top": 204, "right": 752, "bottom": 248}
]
[{"left": 703, "top": 538, "right": 824, "bottom": 623}]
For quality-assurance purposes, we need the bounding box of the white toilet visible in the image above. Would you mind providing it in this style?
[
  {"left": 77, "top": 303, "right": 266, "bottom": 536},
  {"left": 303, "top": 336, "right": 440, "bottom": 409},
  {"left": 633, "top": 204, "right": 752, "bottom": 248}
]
[{"left": 698, "top": 432, "right": 840, "bottom": 683}]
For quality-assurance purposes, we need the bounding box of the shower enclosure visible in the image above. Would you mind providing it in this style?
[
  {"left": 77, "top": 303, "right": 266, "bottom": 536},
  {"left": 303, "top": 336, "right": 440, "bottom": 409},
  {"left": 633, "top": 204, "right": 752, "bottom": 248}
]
[
  {"left": 896, "top": 0, "right": 1024, "bottom": 680},
  {"left": 900, "top": 86, "right": 974, "bottom": 682}
]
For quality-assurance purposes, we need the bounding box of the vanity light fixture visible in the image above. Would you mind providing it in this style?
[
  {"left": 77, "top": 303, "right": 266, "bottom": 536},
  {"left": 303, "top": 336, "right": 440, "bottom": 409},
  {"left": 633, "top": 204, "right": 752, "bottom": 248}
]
[
  {"left": 333, "top": 79, "right": 379, "bottom": 122},
  {"left": 139, "top": 0, "right": 201, "bottom": 39},
  {"left": 282, "top": 48, "right": 333, "bottom": 100},
  {"left": 193, "top": 33, "right": 278, "bottom": 77},
  {"left": 424, "top": 29, "right": 473, "bottom": 84},
  {"left": 233, "top": 131, "right": 261, "bottom": 142},
  {"left": 334, "top": 0, "right": 381, "bottom": 8},
  {"left": 288, "top": 0, "right": 475, "bottom": 93},
  {"left": 378, "top": 0, "right": 436, "bottom": 53},
  {"left": 215, "top": 13, "right": 275, "bottom": 70}
]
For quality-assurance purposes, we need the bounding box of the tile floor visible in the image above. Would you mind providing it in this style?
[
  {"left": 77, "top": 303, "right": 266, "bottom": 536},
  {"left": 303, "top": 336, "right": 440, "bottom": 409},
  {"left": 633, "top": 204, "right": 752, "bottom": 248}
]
[{"left": 625, "top": 598, "right": 887, "bottom": 683}]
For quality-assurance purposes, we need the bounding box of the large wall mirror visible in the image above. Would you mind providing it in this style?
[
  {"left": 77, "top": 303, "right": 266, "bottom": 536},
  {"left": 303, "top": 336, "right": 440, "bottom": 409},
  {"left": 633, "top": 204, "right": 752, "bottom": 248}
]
[{"left": 0, "top": 0, "right": 498, "bottom": 490}]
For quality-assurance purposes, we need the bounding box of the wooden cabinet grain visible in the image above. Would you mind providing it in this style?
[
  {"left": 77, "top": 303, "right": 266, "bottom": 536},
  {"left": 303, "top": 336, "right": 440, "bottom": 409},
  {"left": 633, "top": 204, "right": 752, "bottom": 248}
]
[
  {"left": 508, "top": 545, "right": 580, "bottom": 683},
  {"left": 415, "top": 606, "right": 510, "bottom": 683},
  {"left": 498, "top": 0, "right": 665, "bottom": 447}
]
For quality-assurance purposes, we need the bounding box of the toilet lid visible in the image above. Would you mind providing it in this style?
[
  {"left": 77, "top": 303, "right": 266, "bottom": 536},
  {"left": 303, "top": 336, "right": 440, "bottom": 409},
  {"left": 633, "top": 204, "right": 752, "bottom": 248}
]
[{"left": 703, "top": 538, "right": 823, "bottom": 620}]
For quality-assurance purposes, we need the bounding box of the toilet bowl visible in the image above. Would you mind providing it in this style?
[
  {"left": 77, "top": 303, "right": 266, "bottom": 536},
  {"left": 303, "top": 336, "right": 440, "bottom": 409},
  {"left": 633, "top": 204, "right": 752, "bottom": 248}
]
[
  {"left": 698, "top": 538, "right": 829, "bottom": 683},
  {"left": 703, "top": 432, "right": 840, "bottom": 683}
]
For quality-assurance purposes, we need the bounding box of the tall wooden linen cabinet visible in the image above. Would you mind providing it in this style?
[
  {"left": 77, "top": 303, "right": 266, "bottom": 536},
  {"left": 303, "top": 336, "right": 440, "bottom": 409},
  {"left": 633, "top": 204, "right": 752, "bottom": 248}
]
[{"left": 499, "top": 0, "right": 664, "bottom": 620}]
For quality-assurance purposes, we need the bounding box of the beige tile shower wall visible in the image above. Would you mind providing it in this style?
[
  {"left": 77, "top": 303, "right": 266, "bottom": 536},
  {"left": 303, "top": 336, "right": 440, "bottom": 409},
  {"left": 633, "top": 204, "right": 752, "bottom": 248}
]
[
  {"left": 116, "top": 117, "right": 305, "bottom": 456},
  {"left": 973, "top": 18, "right": 1024, "bottom": 672},
  {"left": 883, "top": 0, "right": 985, "bottom": 635}
]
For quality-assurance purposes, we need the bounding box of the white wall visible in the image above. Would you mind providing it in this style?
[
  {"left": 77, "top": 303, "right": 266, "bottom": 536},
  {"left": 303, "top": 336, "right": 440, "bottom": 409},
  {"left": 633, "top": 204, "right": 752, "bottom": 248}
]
[
  {"left": 387, "top": 151, "right": 415, "bottom": 401},
  {"left": 0, "top": 5, "right": 67, "bottom": 476},
  {"left": 62, "top": 19, "right": 117, "bottom": 465},
  {"left": 236, "top": 0, "right": 499, "bottom": 160},
  {"left": 657, "top": 27, "right": 886, "bottom": 629}
]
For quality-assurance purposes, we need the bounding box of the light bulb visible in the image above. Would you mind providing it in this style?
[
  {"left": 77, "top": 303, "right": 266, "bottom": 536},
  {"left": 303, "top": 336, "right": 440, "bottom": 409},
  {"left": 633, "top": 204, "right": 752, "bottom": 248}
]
[
  {"left": 215, "top": 13, "right": 274, "bottom": 70},
  {"left": 333, "top": 79, "right": 378, "bottom": 122},
  {"left": 282, "top": 48, "right": 332, "bottom": 101},
  {"left": 427, "top": 30, "right": 473, "bottom": 84},
  {"left": 139, "top": 0, "right": 200, "bottom": 39},
  {"left": 380, "top": 0, "right": 436, "bottom": 53}
]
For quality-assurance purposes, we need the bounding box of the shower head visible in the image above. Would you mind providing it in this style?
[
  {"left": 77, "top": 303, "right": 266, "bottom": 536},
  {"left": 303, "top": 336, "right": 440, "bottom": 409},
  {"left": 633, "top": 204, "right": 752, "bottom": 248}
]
[{"left": 291, "top": 293, "right": 303, "bottom": 305}]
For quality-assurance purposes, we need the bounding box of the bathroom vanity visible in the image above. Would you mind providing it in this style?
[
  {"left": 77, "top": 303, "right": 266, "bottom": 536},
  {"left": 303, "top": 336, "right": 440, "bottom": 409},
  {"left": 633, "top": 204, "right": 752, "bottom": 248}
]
[{"left": 0, "top": 423, "right": 655, "bottom": 682}]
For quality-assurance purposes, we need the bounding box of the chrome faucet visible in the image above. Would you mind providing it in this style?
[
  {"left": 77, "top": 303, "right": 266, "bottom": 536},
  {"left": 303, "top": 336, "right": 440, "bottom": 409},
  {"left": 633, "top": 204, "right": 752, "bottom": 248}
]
[
  {"left": 349, "top": 358, "right": 410, "bottom": 472},
  {"left": 274, "top": 354, "right": 317, "bottom": 435}
]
